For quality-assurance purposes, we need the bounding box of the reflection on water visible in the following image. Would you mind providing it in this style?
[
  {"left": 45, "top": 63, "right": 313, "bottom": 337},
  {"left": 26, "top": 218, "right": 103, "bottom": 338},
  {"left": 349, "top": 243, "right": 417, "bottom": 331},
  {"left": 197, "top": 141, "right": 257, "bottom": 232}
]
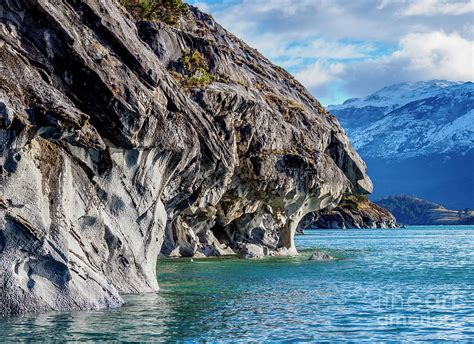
[
  {"left": 1, "top": 226, "right": 474, "bottom": 341},
  {"left": 1, "top": 293, "right": 174, "bottom": 341}
]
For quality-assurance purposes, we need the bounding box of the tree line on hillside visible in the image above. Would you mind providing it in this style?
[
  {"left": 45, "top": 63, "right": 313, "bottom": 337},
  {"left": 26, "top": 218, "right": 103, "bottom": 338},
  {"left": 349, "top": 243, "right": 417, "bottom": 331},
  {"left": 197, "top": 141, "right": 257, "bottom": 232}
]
[{"left": 375, "top": 195, "right": 473, "bottom": 225}]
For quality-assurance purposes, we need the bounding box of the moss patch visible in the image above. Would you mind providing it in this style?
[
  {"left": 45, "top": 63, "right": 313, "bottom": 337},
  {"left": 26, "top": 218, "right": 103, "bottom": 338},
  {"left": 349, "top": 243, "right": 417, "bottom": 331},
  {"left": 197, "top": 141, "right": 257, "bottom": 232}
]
[
  {"left": 119, "top": 0, "right": 188, "bottom": 25},
  {"left": 170, "top": 49, "right": 214, "bottom": 89}
]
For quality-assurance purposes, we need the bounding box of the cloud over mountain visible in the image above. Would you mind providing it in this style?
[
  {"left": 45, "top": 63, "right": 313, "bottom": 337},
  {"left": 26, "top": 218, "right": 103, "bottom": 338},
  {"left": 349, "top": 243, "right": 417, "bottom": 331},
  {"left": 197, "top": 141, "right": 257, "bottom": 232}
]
[{"left": 189, "top": 0, "right": 474, "bottom": 104}]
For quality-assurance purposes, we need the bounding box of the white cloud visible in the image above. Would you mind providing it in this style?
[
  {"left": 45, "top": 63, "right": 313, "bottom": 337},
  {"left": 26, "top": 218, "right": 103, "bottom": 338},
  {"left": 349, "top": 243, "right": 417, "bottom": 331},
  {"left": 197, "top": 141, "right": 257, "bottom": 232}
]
[
  {"left": 376, "top": 0, "right": 395, "bottom": 10},
  {"left": 376, "top": 0, "right": 474, "bottom": 16},
  {"left": 393, "top": 31, "right": 474, "bottom": 79},
  {"left": 402, "top": 0, "right": 474, "bottom": 16},
  {"left": 191, "top": 1, "right": 210, "bottom": 13},
  {"left": 208, "top": 0, "right": 393, "bottom": 44},
  {"left": 249, "top": 36, "right": 375, "bottom": 70},
  {"left": 334, "top": 31, "right": 474, "bottom": 97},
  {"left": 286, "top": 39, "right": 374, "bottom": 60},
  {"left": 295, "top": 61, "right": 346, "bottom": 88},
  {"left": 190, "top": 0, "right": 474, "bottom": 104}
]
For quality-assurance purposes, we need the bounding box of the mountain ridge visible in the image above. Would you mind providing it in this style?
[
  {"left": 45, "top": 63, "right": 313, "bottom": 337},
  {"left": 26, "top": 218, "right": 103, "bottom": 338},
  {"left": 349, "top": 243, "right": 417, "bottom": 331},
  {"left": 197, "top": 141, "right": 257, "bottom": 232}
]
[
  {"left": 330, "top": 80, "right": 469, "bottom": 111},
  {"left": 376, "top": 195, "right": 474, "bottom": 225},
  {"left": 327, "top": 80, "right": 474, "bottom": 209},
  {"left": 328, "top": 80, "right": 474, "bottom": 159}
]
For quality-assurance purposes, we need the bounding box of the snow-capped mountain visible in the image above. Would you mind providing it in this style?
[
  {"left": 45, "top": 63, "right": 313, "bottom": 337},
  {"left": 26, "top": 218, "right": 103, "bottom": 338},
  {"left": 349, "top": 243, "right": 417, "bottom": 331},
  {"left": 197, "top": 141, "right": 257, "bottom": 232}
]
[
  {"left": 330, "top": 80, "right": 463, "bottom": 112},
  {"left": 328, "top": 80, "right": 474, "bottom": 159},
  {"left": 328, "top": 80, "right": 474, "bottom": 209}
]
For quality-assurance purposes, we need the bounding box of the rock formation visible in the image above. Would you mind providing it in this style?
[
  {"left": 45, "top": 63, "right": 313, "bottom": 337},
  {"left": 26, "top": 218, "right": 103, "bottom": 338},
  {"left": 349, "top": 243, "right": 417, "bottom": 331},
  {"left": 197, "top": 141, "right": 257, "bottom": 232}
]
[
  {"left": 0, "top": 0, "right": 371, "bottom": 316},
  {"left": 298, "top": 196, "right": 397, "bottom": 230},
  {"left": 308, "top": 251, "right": 333, "bottom": 261}
]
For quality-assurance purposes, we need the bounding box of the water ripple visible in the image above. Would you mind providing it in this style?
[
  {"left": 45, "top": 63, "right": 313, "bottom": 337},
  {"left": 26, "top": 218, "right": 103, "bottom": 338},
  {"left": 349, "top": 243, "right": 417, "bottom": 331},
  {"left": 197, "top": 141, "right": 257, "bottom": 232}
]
[{"left": 0, "top": 226, "right": 473, "bottom": 342}]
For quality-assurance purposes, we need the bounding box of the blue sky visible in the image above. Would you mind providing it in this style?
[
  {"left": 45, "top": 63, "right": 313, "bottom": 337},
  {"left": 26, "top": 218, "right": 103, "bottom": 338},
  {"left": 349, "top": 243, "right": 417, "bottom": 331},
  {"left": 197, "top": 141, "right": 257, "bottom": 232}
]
[{"left": 187, "top": 0, "right": 474, "bottom": 105}]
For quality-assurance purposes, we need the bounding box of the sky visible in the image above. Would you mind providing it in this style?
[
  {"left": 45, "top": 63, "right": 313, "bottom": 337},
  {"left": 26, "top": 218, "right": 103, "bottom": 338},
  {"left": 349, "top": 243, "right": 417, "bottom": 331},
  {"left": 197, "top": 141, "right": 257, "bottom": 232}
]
[{"left": 187, "top": 0, "right": 474, "bottom": 105}]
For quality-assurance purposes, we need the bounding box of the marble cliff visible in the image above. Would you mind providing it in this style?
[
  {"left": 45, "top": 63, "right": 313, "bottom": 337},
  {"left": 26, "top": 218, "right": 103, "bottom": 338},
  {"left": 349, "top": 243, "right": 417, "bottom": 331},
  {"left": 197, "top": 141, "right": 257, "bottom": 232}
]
[{"left": 0, "top": 0, "right": 373, "bottom": 315}]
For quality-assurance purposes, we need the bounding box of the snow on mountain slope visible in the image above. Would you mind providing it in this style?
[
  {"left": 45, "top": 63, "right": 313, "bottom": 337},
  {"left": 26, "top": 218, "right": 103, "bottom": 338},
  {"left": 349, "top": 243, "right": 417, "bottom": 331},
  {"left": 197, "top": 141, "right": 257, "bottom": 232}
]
[
  {"left": 327, "top": 80, "right": 474, "bottom": 209},
  {"left": 328, "top": 80, "right": 474, "bottom": 159},
  {"left": 330, "top": 80, "right": 464, "bottom": 111}
]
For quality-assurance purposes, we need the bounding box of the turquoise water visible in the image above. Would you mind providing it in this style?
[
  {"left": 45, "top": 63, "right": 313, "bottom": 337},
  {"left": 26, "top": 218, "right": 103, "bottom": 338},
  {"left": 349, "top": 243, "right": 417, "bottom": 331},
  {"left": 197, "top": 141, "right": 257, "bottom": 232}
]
[{"left": 1, "top": 226, "right": 473, "bottom": 342}]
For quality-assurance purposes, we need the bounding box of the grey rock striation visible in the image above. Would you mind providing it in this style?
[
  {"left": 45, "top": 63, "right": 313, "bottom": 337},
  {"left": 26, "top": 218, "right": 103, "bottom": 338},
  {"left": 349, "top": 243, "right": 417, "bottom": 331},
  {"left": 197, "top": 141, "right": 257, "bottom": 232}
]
[{"left": 0, "top": 0, "right": 371, "bottom": 316}]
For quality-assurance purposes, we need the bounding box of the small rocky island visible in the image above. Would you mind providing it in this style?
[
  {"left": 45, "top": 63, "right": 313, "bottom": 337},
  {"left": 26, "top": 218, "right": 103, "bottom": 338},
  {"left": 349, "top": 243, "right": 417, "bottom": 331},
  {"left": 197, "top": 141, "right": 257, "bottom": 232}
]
[{"left": 0, "top": 0, "right": 391, "bottom": 316}]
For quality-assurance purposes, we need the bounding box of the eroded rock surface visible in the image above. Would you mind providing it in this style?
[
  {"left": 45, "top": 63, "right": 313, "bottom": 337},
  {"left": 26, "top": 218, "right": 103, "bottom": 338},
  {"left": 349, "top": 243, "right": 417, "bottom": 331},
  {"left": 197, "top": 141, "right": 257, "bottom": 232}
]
[
  {"left": 298, "top": 198, "right": 398, "bottom": 230},
  {"left": 1, "top": 0, "right": 371, "bottom": 315},
  {"left": 308, "top": 251, "right": 333, "bottom": 261}
]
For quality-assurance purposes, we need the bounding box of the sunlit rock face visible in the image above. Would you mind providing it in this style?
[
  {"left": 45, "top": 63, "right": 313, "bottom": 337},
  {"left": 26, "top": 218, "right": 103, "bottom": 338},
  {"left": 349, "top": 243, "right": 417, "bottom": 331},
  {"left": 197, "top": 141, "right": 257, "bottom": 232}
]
[{"left": 0, "top": 0, "right": 371, "bottom": 316}]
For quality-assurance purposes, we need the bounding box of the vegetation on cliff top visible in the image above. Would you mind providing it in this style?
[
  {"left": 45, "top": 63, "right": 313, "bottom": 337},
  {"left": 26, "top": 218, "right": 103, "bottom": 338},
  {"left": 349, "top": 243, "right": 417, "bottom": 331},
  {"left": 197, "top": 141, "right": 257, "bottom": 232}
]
[{"left": 119, "top": 0, "right": 188, "bottom": 25}]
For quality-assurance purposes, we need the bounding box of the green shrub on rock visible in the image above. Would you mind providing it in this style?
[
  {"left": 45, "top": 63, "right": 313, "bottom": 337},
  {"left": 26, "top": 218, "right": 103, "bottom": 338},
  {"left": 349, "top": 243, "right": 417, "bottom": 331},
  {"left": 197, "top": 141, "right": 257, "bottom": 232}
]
[
  {"left": 119, "top": 0, "right": 188, "bottom": 25},
  {"left": 170, "top": 49, "right": 214, "bottom": 89}
]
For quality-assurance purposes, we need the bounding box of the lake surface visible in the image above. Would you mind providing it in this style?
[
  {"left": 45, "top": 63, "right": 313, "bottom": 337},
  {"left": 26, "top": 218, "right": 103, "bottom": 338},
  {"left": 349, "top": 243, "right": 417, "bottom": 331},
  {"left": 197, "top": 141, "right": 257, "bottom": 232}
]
[{"left": 1, "top": 226, "right": 473, "bottom": 342}]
